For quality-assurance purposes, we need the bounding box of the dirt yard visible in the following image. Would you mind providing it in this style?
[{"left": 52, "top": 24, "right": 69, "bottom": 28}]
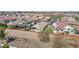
[
  {"left": 5, "top": 29, "right": 39, "bottom": 40},
  {"left": 4, "top": 29, "right": 79, "bottom": 48}
]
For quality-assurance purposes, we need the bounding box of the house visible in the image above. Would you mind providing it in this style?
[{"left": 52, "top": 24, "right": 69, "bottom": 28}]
[
  {"left": 59, "top": 17, "right": 77, "bottom": 22},
  {"left": 16, "top": 22, "right": 31, "bottom": 30},
  {"left": 0, "top": 16, "right": 17, "bottom": 24},
  {"left": 16, "top": 20, "right": 37, "bottom": 30},
  {"left": 31, "top": 21, "right": 48, "bottom": 32},
  {"left": 63, "top": 26, "right": 75, "bottom": 34},
  {"left": 53, "top": 17, "right": 79, "bottom": 34}
]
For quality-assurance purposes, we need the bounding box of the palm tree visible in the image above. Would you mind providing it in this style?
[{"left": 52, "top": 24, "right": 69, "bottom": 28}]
[
  {"left": 0, "top": 23, "right": 7, "bottom": 40},
  {"left": 0, "top": 30, "right": 5, "bottom": 40},
  {"left": 0, "top": 29, "right": 8, "bottom": 47}
]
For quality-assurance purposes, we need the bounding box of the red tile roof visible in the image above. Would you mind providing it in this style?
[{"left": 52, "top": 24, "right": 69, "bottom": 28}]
[
  {"left": 56, "top": 22, "right": 69, "bottom": 29},
  {"left": 56, "top": 17, "right": 79, "bottom": 29},
  {"left": 0, "top": 16, "right": 16, "bottom": 20}
]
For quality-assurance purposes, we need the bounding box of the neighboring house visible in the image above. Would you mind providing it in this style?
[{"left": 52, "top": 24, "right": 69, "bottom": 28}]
[
  {"left": 53, "top": 27, "right": 63, "bottom": 33},
  {"left": 59, "top": 17, "right": 77, "bottom": 22},
  {"left": 31, "top": 21, "right": 48, "bottom": 32},
  {"left": 0, "top": 16, "right": 16, "bottom": 24},
  {"left": 17, "top": 22, "right": 31, "bottom": 30},
  {"left": 48, "top": 18, "right": 57, "bottom": 25},
  {"left": 7, "top": 19, "right": 23, "bottom": 26},
  {"left": 53, "top": 17, "right": 79, "bottom": 34},
  {"left": 52, "top": 23, "right": 57, "bottom": 28},
  {"left": 16, "top": 20, "right": 37, "bottom": 30},
  {"left": 63, "top": 26, "right": 75, "bottom": 34}
]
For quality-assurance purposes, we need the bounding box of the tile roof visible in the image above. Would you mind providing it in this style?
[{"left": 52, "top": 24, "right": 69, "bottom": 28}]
[
  {"left": 0, "top": 16, "right": 16, "bottom": 20},
  {"left": 56, "top": 17, "right": 79, "bottom": 29}
]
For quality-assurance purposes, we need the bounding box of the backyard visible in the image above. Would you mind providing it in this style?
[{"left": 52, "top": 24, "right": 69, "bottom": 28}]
[{"left": 4, "top": 29, "right": 79, "bottom": 48}]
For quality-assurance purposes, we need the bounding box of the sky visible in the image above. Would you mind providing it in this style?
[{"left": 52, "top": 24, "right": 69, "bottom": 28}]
[{"left": 0, "top": 0, "right": 79, "bottom": 11}]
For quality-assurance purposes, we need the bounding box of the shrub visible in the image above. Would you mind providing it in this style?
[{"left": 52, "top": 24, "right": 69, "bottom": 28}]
[
  {"left": 52, "top": 15, "right": 62, "bottom": 20},
  {"left": 8, "top": 25, "right": 17, "bottom": 29},
  {"left": 0, "top": 30, "right": 5, "bottom": 40},
  {"left": 39, "top": 31, "right": 50, "bottom": 43},
  {"left": 73, "top": 16, "right": 79, "bottom": 21},
  {"left": 2, "top": 44, "right": 9, "bottom": 48},
  {"left": 45, "top": 25, "right": 53, "bottom": 33},
  {"left": 0, "top": 23, "right": 7, "bottom": 30}
]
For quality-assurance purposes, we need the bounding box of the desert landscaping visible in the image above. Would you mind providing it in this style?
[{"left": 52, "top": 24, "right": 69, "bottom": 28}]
[{"left": 0, "top": 11, "right": 79, "bottom": 48}]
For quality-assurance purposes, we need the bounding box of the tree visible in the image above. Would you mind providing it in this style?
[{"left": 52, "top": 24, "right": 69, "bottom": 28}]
[
  {"left": 0, "top": 29, "right": 7, "bottom": 47},
  {"left": 45, "top": 25, "right": 53, "bottom": 33},
  {"left": 39, "top": 25, "right": 53, "bottom": 43},
  {"left": 73, "top": 16, "right": 79, "bottom": 21},
  {"left": 0, "top": 23, "right": 7, "bottom": 30},
  {"left": 52, "top": 15, "right": 62, "bottom": 20},
  {"left": 0, "top": 28, "right": 8, "bottom": 47},
  {"left": 0, "top": 30, "right": 5, "bottom": 40}
]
